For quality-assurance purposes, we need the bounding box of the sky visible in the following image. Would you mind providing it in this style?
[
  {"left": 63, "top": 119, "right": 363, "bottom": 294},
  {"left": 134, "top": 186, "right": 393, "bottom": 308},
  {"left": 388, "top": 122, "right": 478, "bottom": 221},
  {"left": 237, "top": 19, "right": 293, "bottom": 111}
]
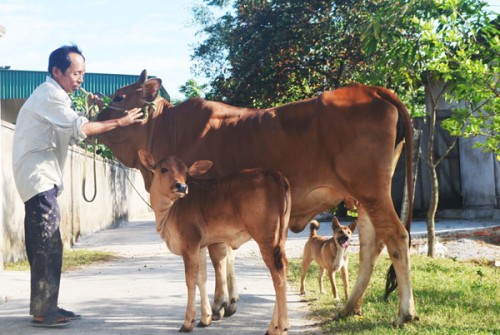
[
  {"left": 0, "top": 0, "right": 223, "bottom": 101},
  {"left": 0, "top": 0, "right": 499, "bottom": 101}
]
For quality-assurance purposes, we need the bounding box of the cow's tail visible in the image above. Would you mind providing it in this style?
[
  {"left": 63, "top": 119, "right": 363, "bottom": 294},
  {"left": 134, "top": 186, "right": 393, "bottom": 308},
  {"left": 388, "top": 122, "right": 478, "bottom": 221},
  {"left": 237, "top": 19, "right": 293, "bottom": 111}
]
[
  {"left": 377, "top": 88, "right": 414, "bottom": 301},
  {"left": 273, "top": 172, "right": 291, "bottom": 272}
]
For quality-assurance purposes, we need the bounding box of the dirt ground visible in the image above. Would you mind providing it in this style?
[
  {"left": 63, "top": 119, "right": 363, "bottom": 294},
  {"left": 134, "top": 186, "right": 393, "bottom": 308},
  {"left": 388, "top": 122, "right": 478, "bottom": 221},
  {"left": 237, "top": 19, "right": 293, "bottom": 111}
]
[{"left": 410, "top": 226, "right": 500, "bottom": 265}]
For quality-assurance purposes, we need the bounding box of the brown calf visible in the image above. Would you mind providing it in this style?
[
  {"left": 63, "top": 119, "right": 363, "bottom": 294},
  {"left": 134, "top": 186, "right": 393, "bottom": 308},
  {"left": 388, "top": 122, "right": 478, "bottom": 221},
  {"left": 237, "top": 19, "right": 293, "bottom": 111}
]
[{"left": 138, "top": 150, "right": 291, "bottom": 334}]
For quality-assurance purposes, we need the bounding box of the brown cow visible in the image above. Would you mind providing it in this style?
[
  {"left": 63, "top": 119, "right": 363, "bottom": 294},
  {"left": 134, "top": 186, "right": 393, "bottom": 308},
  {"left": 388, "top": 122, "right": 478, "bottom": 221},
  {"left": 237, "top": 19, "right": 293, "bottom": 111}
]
[
  {"left": 138, "top": 150, "right": 291, "bottom": 334},
  {"left": 96, "top": 70, "right": 418, "bottom": 325}
]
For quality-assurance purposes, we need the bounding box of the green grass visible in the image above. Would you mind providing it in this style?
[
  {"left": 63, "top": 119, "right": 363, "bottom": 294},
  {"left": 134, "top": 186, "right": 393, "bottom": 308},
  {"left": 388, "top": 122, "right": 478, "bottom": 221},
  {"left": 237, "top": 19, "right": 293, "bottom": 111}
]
[
  {"left": 288, "top": 254, "right": 499, "bottom": 334},
  {"left": 5, "top": 249, "right": 117, "bottom": 272}
]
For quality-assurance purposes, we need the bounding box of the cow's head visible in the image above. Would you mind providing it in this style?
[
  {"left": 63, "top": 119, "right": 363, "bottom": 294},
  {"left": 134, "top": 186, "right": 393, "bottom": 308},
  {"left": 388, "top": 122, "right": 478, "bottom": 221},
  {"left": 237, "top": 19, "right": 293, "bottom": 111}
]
[
  {"left": 138, "top": 149, "right": 213, "bottom": 208},
  {"left": 95, "top": 70, "right": 163, "bottom": 176},
  {"left": 97, "top": 69, "right": 162, "bottom": 123}
]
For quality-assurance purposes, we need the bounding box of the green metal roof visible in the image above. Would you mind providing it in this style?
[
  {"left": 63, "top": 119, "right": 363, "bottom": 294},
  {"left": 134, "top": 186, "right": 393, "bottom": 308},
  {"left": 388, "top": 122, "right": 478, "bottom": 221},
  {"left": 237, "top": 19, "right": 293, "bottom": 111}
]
[{"left": 0, "top": 69, "right": 169, "bottom": 101}]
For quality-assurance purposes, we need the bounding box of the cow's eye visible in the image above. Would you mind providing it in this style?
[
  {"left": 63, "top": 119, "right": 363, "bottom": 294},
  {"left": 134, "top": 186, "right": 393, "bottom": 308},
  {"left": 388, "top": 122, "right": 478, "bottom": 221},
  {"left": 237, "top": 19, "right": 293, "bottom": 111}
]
[
  {"left": 112, "top": 95, "right": 124, "bottom": 102},
  {"left": 160, "top": 168, "right": 169, "bottom": 174}
]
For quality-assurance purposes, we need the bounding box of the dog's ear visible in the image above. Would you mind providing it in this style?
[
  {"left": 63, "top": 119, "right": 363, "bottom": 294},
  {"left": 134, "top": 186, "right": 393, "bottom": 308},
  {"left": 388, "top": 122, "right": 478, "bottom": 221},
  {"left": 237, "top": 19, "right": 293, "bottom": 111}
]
[
  {"left": 349, "top": 220, "right": 358, "bottom": 233},
  {"left": 332, "top": 216, "right": 341, "bottom": 231}
]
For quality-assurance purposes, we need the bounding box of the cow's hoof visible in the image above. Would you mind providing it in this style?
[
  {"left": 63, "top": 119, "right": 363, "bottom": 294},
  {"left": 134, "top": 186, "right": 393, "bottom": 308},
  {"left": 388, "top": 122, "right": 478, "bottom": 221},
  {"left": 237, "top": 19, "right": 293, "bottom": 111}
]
[
  {"left": 179, "top": 325, "right": 193, "bottom": 333},
  {"left": 224, "top": 302, "right": 237, "bottom": 317},
  {"left": 212, "top": 302, "right": 227, "bottom": 320},
  {"left": 393, "top": 314, "right": 420, "bottom": 327},
  {"left": 197, "top": 320, "right": 211, "bottom": 328}
]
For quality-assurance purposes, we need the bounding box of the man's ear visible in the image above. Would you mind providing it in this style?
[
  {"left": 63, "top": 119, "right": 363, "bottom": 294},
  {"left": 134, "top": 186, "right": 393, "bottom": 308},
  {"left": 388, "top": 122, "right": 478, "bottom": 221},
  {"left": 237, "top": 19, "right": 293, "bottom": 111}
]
[
  {"left": 188, "top": 160, "right": 213, "bottom": 177},
  {"left": 138, "top": 149, "right": 156, "bottom": 172}
]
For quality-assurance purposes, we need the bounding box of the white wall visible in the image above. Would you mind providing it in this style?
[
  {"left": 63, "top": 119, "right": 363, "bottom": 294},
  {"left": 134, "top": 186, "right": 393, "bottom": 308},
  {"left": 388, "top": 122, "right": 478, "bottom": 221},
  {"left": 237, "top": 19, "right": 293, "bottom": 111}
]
[{"left": 1, "top": 121, "right": 152, "bottom": 266}]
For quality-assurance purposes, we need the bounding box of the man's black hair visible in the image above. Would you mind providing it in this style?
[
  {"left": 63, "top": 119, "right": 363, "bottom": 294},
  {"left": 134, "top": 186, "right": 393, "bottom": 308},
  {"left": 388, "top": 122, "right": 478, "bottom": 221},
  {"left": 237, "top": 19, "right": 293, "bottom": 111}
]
[{"left": 48, "top": 44, "right": 85, "bottom": 77}]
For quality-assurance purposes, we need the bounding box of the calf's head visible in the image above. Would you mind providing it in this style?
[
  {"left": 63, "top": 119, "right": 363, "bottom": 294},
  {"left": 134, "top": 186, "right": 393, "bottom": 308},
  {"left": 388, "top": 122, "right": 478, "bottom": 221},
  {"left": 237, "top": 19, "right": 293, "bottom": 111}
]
[{"left": 138, "top": 150, "right": 213, "bottom": 207}]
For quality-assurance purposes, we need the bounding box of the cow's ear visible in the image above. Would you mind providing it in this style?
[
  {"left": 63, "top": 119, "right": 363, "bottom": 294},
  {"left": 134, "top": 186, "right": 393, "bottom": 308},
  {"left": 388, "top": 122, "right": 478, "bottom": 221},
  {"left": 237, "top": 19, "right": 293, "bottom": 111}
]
[
  {"left": 144, "top": 78, "right": 162, "bottom": 102},
  {"left": 349, "top": 220, "right": 358, "bottom": 233},
  {"left": 138, "top": 70, "right": 147, "bottom": 84},
  {"left": 138, "top": 149, "right": 156, "bottom": 172},
  {"left": 188, "top": 160, "right": 213, "bottom": 177}
]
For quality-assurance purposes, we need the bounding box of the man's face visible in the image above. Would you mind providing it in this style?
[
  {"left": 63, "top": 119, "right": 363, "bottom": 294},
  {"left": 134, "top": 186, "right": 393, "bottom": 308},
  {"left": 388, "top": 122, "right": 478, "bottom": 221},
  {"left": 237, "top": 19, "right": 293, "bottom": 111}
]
[{"left": 52, "top": 52, "right": 85, "bottom": 93}]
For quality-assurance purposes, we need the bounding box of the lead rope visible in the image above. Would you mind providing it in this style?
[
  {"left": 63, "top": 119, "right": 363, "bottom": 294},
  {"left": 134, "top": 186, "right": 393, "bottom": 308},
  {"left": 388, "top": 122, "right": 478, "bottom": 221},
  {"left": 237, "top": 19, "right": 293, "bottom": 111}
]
[
  {"left": 79, "top": 88, "right": 99, "bottom": 202},
  {"left": 117, "top": 161, "right": 152, "bottom": 209},
  {"left": 78, "top": 87, "right": 153, "bottom": 208}
]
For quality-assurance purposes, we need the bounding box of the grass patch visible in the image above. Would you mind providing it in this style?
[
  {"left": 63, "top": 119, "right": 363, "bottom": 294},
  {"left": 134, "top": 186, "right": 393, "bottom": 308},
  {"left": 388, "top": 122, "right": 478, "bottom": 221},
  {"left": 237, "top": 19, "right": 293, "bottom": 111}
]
[
  {"left": 5, "top": 249, "right": 117, "bottom": 272},
  {"left": 288, "top": 254, "right": 499, "bottom": 334}
]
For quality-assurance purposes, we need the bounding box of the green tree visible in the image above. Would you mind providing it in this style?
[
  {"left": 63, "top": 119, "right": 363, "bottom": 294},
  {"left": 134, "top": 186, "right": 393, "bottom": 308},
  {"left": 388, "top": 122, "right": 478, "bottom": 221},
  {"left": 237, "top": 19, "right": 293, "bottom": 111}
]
[
  {"left": 192, "top": 0, "right": 371, "bottom": 107},
  {"left": 360, "top": 0, "right": 499, "bottom": 257}
]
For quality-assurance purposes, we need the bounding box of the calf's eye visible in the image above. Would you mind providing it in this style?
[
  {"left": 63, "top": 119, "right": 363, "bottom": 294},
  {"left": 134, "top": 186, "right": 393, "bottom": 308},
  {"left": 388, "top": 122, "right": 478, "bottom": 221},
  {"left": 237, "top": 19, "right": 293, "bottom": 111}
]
[
  {"left": 160, "top": 167, "right": 169, "bottom": 174},
  {"left": 112, "top": 95, "right": 124, "bottom": 102}
]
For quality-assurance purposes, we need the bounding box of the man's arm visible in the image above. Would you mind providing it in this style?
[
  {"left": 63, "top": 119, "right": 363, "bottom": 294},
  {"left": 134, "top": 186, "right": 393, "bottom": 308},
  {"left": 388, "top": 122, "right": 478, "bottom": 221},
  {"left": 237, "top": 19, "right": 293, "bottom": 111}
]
[{"left": 82, "top": 108, "right": 143, "bottom": 136}]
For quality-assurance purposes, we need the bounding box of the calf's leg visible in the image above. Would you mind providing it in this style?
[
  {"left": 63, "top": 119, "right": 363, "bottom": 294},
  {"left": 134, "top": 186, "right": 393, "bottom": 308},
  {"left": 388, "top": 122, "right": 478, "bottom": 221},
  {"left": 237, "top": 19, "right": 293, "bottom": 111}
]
[
  {"left": 197, "top": 247, "right": 213, "bottom": 327},
  {"left": 259, "top": 244, "right": 289, "bottom": 335},
  {"left": 225, "top": 246, "right": 239, "bottom": 316},
  {"left": 208, "top": 243, "right": 229, "bottom": 319}
]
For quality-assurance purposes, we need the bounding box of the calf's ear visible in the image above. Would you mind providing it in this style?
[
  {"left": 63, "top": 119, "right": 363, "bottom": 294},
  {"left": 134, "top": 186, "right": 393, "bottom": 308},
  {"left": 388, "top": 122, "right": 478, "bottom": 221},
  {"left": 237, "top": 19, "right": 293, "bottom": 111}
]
[
  {"left": 188, "top": 160, "right": 213, "bottom": 177},
  {"left": 138, "top": 149, "right": 156, "bottom": 172}
]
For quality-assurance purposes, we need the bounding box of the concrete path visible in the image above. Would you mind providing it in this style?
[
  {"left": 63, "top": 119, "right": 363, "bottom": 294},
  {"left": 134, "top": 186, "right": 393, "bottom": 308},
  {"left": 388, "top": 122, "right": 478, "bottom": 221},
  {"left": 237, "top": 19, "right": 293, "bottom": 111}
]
[{"left": 0, "top": 213, "right": 321, "bottom": 335}]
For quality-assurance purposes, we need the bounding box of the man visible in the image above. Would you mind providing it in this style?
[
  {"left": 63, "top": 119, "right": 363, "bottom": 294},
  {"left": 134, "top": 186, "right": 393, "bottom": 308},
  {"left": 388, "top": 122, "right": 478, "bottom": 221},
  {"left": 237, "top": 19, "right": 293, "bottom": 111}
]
[{"left": 12, "top": 44, "right": 143, "bottom": 328}]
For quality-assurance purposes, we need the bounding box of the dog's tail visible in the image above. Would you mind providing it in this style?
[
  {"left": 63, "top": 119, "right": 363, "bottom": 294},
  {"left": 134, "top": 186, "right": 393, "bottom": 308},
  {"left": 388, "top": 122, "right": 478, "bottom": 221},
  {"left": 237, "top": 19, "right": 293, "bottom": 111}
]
[{"left": 309, "top": 220, "right": 320, "bottom": 238}]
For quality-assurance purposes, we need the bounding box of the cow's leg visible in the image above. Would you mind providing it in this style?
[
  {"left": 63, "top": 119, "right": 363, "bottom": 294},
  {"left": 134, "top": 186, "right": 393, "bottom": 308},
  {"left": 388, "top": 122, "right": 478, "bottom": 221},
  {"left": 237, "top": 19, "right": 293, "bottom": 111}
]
[
  {"left": 207, "top": 243, "right": 229, "bottom": 320},
  {"left": 365, "top": 202, "right": 418, "bottom": 325},
  {"left": 337, "top": 207, "right": 384, "bottom": 319},
  {"left": 258, "top": 244, "right": 289, "bottom": 335},
  {"left": 225, "top": 245, "right": 239, "bottom": 316},
  {"left": 328, "top": 270, "right": 339, "bottom": 301},
  {"left": 340, "top": 263, "right": 350, "bottom": 301},
  {"left": 197, "top": 247, "right": 213, "bottom": 328}
]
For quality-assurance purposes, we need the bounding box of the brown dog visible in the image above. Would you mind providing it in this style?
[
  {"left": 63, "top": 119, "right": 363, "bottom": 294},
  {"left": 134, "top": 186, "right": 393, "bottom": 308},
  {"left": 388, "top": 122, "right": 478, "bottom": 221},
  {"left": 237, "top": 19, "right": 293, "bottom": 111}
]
[{"left": 300, "top": 217, "right": 357, "bottom": 301}]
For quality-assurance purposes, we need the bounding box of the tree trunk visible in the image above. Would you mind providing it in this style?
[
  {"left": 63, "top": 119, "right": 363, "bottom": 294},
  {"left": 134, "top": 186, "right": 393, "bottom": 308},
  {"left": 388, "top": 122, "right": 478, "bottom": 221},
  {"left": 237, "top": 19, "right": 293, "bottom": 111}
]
[
  {"left": 426, "top": 90, "right": 438, "bottom": 258},
  {"left": 427, "top": 164, "right": 438, "bottom": 257},
  {"left": 400, "top": 129, "right": 422, "bottom": 226}
]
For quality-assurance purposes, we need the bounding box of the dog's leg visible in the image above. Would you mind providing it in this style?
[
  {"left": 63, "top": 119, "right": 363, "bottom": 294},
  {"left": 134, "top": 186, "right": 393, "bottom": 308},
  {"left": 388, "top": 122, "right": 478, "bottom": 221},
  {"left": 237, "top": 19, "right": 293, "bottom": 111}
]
[
  {"left": 337, "top": 207, "right": 384, "bottom": 319},
  {"left": 318, "top": 267, "right": 326, "bottom": 294},
  {"left": 328, "top": 270, "right": 339, "bottom": 301}
]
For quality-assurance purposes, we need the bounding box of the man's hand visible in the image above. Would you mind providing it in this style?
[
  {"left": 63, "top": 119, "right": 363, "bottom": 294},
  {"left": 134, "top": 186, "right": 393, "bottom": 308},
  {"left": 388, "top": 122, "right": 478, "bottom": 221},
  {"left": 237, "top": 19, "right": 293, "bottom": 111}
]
[{"left": 117, "top": 108, "right": 144, "bottom": 127}]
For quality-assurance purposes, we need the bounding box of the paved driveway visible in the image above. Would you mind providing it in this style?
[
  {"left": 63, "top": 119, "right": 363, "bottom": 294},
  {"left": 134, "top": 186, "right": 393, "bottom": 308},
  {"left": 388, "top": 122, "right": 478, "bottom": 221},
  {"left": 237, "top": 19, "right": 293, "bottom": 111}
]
[{"left": 0, "top": 213, "right": 321, "bottom": 334}]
